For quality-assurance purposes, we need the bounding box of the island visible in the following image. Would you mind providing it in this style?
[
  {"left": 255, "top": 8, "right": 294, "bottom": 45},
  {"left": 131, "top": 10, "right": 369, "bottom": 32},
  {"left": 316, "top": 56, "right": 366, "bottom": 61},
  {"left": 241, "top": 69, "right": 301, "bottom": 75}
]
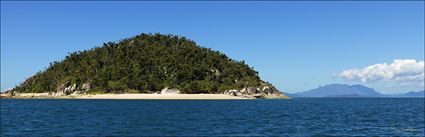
[{"left": 1, "top": 33, "right": 288, "bottom": 99}]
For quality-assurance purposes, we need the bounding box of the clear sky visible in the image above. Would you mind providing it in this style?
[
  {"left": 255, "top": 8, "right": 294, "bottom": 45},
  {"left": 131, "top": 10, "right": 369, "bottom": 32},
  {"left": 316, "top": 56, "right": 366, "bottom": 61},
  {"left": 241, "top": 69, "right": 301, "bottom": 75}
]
[{"left": 1, "top": 1, "right": 424, "bottom": 94}]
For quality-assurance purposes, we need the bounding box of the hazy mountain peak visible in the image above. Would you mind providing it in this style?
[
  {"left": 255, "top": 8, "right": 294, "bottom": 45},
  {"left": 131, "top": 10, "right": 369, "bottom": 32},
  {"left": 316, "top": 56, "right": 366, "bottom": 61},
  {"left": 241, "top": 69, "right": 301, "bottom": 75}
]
[{"left": 296, "top": 84, "right": 383, "bottom": 97}]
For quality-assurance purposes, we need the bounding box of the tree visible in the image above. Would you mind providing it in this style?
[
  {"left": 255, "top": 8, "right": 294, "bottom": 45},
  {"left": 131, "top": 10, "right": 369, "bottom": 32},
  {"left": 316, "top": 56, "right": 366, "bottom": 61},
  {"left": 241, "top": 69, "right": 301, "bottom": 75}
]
[{"left": 14, "top": 33, "right": 265, "bottom": 94}]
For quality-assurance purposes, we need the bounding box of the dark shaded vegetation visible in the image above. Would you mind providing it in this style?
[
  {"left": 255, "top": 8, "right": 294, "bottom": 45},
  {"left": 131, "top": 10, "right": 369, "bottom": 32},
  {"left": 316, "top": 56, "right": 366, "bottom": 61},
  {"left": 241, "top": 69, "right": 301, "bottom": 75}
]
[{"left": 14, "top": 33, "right": 267, "bottom": 93}]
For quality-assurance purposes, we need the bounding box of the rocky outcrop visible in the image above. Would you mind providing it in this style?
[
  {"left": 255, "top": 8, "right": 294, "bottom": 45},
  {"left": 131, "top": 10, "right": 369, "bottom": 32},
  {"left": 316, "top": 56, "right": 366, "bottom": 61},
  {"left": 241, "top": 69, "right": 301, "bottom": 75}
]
[
  {"left": 1, "top": 90, "right": 15, "bottom": 97},
  {"left": 55, "top": 83, "right": 66, "bottom": 96},
  {"left": 262, "top": 86, "right": 274, "bottom": 94},
  {"left": 223, "top": 85, "right": 288, "bottom": 99},
  {"left": 224, "top": 89, "right": 243, "bottom": 97},
  {"left": 52, "top": 81, "right": 91, "bottom": 96},
  {"left": 6, "top": 79, "right": 287, "bottom": 99},
  {"left": 81, "top": 83, "right": 91, "bottom": 92},
  {"left": 161, "top": 87, "right": 181, "bottom": 94},
  {"left": 226, "top": 89, "right": 241, "bottom": 97},
  {"left": 246, "top": 87, "right": 258, "bottom": 94}
]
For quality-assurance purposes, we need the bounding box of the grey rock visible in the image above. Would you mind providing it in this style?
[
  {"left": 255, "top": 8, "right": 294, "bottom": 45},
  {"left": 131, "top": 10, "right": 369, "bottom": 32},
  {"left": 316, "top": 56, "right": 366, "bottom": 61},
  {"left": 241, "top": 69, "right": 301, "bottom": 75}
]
[
  {"left": 70, "top": 84, "right": 77, "bottom": 92},
  {"left": 240, "top": 88, "right": 247, "bottom": 93},
  {"left": 247, "top": 87, "right": 257, "bottom": 94},
  {"left": 55, "top": 81, "right": 91, "bottom": 96},
  {"left": 64, "top": 87, "right": 71, "bottom": 95},
  {"left": 223, "top": 90, "right": 230, "bottom": 95},
  {"left": 235, "top": 92, "right": 243, "bottom": 96},
  {"left": 223, "top": 89, "right": 242, "bottom": 96},
  {"left": 262, "top": 86, "right": 276, "bottom": 94},
  {"left": 55, "top": 84, "right": 66, "bottom": 96},
  {"left": 82, "top": 83, "right": 91, "bottom": 92},
  {"left": 263, "top": 92, "right": 289, "bottom": 99},
  {"left": 252, "top": 93, "right": 264, "bottom": 98},
  {"left": 227, "top": 90, "right": 240, "bottom": 96},
  {"left": 3, "top": 90, "right": 15, "bottom": 96},
  {"left": 161, "top": 87, "right": 181, "bottom": 94}
]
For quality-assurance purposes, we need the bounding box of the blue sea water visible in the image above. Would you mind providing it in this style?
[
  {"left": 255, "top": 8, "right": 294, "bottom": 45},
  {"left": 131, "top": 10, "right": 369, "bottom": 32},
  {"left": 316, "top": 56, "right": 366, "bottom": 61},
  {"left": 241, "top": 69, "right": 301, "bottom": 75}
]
[{"left": 1, "top": 98, "right": 424, "bottom": 136}]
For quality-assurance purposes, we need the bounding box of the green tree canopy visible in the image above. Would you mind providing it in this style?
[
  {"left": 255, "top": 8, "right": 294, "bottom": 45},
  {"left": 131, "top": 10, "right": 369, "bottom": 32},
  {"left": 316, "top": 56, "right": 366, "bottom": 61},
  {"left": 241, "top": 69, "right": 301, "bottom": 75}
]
[{"left": 14, "top": 33, "right": 270, "bottom": 94}]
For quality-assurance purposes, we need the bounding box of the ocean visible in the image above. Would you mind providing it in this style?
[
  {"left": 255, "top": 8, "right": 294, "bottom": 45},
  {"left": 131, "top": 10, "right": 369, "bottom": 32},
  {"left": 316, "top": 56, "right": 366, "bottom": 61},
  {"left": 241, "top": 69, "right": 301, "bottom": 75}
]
[{"left": 1, "top": 98, "right": 424, "bottom": 136}]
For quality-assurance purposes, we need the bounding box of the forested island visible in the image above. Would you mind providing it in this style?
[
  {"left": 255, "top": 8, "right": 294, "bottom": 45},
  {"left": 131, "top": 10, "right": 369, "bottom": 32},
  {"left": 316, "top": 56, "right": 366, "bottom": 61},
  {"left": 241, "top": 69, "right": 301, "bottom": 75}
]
[{"left": 4, "top": 33, "right": 287, "bottom": 99}]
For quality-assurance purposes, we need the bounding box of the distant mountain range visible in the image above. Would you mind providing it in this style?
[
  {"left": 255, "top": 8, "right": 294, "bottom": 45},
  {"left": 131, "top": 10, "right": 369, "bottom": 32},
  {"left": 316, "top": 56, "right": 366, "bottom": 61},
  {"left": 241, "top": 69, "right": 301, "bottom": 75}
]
[
  {"left": 388, "top": 90, "right": 425, "bottom": 98},
  {"left": 287, "top": 84, "right": 424, "bottom": 98}
]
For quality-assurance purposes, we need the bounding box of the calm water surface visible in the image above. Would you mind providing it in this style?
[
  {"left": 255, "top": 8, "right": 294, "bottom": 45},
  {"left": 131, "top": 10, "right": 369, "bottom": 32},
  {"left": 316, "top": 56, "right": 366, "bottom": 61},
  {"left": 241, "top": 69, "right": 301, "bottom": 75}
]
[{"left": 1, "top": 98, "right": 424, "bottom": 136}]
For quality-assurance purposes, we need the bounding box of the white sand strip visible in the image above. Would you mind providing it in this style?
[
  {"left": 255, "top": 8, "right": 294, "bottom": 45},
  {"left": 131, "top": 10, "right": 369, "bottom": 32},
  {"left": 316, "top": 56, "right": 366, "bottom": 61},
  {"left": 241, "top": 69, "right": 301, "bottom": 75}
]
[{"left": 76, "top": 94, "right": 248, "bottom": 100}]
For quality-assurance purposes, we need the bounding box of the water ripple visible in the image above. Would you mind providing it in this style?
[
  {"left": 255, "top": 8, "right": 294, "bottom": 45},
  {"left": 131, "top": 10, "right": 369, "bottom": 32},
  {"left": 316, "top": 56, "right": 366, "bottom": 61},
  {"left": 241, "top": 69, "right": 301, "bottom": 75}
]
[{"left": 1, "top": 98, "right": 424, "bottom": 136}]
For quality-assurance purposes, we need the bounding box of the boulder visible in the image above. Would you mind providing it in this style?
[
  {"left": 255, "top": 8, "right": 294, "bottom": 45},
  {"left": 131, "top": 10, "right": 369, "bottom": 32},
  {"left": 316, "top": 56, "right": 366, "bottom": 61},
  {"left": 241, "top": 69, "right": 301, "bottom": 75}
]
[
  {"left": 228, "top": 90, "right": 240, "bottom": 96},
  {"left": 223, "top": 90, "right": 230, "bottom": 95},
  {"left": 222, "top": 86, "right": 288, "bottom": 99},
  {"left": 3, "top": 90, "right": 15, "bottom": 96},
  {"left": 70, "top": 84, "right": 77, "bottom": 92},
  {"left": 263, "top": 92, "right": 289, "bottom": 99},
  {"left": 223, "top": 85, "right": 290, "bottom": 99},
  {"left": 161, "top": 87, "right": 181, "bottom": 94},
  {"left": 235, "top": 91, "right": 243, "bottom": 96},
  {"left": 262, "top": 86, "right": 276, "bottom": 94},
  {"left": 224, "top": 89, "right": 241, "bottom": 96},
  {"left": 247, "top": 87, "right": 257, "bottom": 94},
  {"left": 55, "top": 82, "right": 91, "bottom": 96},
  {"left": 252, "top": 93, "right": 264, "bottom": 98},
  {"left": 81, "top": 83, "right": 91, "bottom": 92},
  {"left": 240, "top": 88, "right": 247, "bottom": 93},
  {"left": 55, "top": 84, "right": 66, "bottom": 96},
  {"left": 64, "top": 87, "right": 71, "bottom": 95}
]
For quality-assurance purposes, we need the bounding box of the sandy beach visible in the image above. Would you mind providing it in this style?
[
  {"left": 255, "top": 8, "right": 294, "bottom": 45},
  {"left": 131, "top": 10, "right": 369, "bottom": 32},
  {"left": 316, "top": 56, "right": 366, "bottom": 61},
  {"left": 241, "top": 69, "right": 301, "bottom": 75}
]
[
  {"left": 1, "top": 93, "right": 249, "bottom": 100},
  {"left": 78, "top": 94, "right": 248, "bottom": 99}
]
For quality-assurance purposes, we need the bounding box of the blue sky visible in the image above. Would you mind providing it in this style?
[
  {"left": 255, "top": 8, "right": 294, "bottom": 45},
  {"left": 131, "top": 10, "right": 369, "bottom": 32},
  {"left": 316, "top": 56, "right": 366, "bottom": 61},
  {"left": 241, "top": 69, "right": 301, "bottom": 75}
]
[{"left": 1, "top": 1, "right": 424, "bottom": 94}]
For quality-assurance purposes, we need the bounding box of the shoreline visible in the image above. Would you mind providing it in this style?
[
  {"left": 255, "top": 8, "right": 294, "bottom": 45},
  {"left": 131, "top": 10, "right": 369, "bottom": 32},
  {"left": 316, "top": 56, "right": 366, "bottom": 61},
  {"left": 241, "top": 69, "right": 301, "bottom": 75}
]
[{"left": 0, "top": 93, "right": 250, "bottom": 100}]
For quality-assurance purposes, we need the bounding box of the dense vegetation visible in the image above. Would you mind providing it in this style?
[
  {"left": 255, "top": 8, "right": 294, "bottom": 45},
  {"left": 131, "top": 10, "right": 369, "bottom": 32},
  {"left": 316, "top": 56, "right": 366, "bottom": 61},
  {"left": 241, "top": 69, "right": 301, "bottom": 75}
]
[{"left": 14, "top": 33, "right": 270, "bottom": 94}]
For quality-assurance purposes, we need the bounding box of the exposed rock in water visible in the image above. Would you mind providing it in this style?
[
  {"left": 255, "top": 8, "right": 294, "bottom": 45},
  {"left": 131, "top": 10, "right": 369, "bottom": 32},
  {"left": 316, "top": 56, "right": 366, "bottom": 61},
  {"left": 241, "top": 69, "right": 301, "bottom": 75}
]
[
  {"left": 161, "top": 87, "right": 181, "bottom": 94},
  {"left": 223, "top": 85, "right": 288, "bottom": 99}
]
